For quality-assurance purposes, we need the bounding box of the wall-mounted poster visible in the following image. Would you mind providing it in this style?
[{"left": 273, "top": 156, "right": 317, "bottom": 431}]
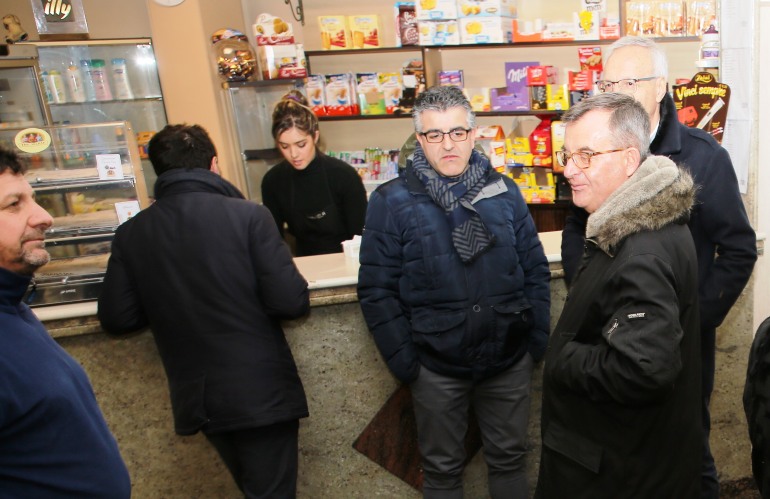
[{"left": 30, "top": 0, "right": 89, "bottom": 40}]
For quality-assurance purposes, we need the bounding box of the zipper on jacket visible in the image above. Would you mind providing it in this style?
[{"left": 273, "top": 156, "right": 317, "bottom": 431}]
[{"left": 606, "top": 318, "right": 619, "bottom": 345}]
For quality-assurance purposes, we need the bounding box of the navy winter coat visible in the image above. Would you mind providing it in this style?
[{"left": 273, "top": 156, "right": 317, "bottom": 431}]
[{"left": 358, "top": 162, "right": 550, "bottom": 383}]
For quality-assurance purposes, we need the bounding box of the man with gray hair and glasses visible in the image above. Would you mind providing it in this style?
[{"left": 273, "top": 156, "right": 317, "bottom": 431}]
[
  {"left": 358, "top": 85, "right": 550, "bottom": 498},
  {"left": 560, "top": 36, "right": 756, "bottom": 498},
  {"left": 539, "top": 92, "right": 701, "bottom": 499}
]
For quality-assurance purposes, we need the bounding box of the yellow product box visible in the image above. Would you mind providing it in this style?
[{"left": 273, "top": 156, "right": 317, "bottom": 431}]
[
  {"left": 459, "top": 17, "right": 513, "bottom": 44},
  {"left": 318, "top": 15, "right": 351, "bottom": 50},
  {"left": 356, "top": 73, "right": 386, "bottom": 115},
  {"left": 348, "top": 14, "right": 382, "bottom": 49},
  {"left": 378, "top": 72, "right": 403, "bottom": 113},
  {"left": 458, "top": 0, "right": 517, "bottom": 18},
  {"left": 417, "top": 20, "right": 459, "bottom": 45},
  {"left": 415, "top": 0, "right": 458, "bottom": 20},
  {"left": 546, "top": 84, "right": 569, "bottom": 111},
  {"left": 531, "top": 185, "right": 556, "bottom": 203},
  {"left": 464, "top": 88, "right": 491, "bottom": 112},
  {"left": 550, "top": 120, "right": 565, "bottom": 173}
]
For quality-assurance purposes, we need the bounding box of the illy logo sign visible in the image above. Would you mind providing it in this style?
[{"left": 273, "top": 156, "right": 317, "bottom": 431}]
[{"left": 43, "top": 0, "right": 73, "bottom": 21}]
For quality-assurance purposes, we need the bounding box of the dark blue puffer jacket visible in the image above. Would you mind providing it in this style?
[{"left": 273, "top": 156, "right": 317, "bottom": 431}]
[{"left": 357, "top": 159, "right": 550, "bottom": 383}]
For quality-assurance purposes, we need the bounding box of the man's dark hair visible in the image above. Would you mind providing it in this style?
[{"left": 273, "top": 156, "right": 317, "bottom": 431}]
[
  {"left": 148, "top": 124, "right": 217, "bottom": 176},
  {"left": 0, "top": 146, "right": 27, "bottom": 175}
]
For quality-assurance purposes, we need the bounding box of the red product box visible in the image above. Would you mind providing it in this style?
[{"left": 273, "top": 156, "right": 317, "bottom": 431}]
[
  {"left": 527, "top": 65, "right": 557, "bottom": 86},
  {"left": 568, "top": 70, "right": 594, "bottom": 91},
  {"left": 578, "top": 46, "right": 602, "bottom": 72}
]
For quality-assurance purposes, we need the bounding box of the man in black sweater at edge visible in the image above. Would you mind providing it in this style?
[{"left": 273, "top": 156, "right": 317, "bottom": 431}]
[{"left": 560, "top": 36, "right": 757, "bottom": 499}]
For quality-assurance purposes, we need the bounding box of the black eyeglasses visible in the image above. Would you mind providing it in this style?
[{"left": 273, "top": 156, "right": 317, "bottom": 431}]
[
  {"left": 595, "top": 76, "right": 658, "bottom": 93},
  {"left": 419, "top": 128, "right": 471, "bottom": 143},
  {"left": 555, "top": 149, "right": 627, "bottom": 169}
]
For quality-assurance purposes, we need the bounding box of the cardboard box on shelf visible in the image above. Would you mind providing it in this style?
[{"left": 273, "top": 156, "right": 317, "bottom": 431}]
[
  {"left": 379, "top": 72, "right": 404, "bottom": 113},
  {"left": 457, "top": 0, "right": 518, "bottom": 18},
  {"left": 459, "top": 17, "right": 514, "bottom": 44},
  {"left": 490, "top": 86, "right": 530, "bottom": 111},
  {"left": 512, "top": 19, "right": 543, "bottom": 42},
  {"left": 324, "top": 73, "right": 358, "bottom": 116},
  {"left": 395, "top": 2, "right": 419, "bottom": 46},
  {"left": 257, "top": 44, "right": 307, "bottom": 80},
  {"left": 527, "top": 65, "right": 557, "bottom": 86},
  {"left": 306, "top": 74, "right": 327, "bottom": 116},
  {"left": 542, "top": 21, "right": 575, "bottom": 41},
  {"left": 438, "top": 69, "right": 464, "bottom": 87},
  {"left": 415, "top": 0, "right": 459, "bottom": 20},
  {"left": 356, "top": 73, "right": 386, "bottom": 115},
  {"left": 578, "top": 46, "right": 603, "bottom": 72},
  {"left": 551, "top": 120, "right": 566, "bottom": 173},
  {"left": 546, "top": 84, "right": 569, "bottom": 110},
  {"left": 319, "top": 15, "right": 351, "bottom": 50},
  {"left": 253, "top": 13, "right": 295, "bottom": 45},
  {"left": 348, "top": 14, "right": 382, "bottom": 49},
  {"left": 464, "top": 87, "right": 491, "bottom": 112},
  {"left": 417, "top": 20, "right": 460, "bottom": 45}
]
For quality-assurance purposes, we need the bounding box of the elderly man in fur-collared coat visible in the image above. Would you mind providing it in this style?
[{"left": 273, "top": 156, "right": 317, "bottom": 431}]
[{"left": 535, "top": 93, "right": 701, "bottom": 499}]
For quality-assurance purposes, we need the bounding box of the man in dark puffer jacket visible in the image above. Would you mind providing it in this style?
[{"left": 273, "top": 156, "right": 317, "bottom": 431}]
[{"left": 358, "top": 86, "right": 550, "bottom": 499}]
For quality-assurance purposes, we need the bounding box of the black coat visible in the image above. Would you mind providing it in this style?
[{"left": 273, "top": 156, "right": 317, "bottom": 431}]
[
  {"left": 537, "top": 157, "right": 701, "bottom": 498},
  {"left": 98, "top": 169, "right": 310, "bottom": 435},
  {"left": 562, "top": 94, "right": 756, "bottom": 331}
]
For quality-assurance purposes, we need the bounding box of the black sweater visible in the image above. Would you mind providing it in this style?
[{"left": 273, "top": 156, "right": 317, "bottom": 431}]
[{"left": 261, "top": 153, "right": 368, "bottom": 256}]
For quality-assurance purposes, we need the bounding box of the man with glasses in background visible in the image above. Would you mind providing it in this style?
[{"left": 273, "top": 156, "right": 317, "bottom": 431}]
[
  {"left": 358, "top": 85, "right": 550, "bottom": 499},
  {"left": 538, "top": 92, "right": 701, "bottom": 499},
  {"left": 560, "top": 36, "right": 756, "bottom": 499}
]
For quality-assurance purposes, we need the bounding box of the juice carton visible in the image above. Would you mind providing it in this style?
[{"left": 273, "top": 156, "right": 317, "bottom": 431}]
[
  {"left": 348, "top": 14, "right": 382, "bottom": 49},
  {"left": 318, "top": 15, "right": 351, "bottom": 50}
]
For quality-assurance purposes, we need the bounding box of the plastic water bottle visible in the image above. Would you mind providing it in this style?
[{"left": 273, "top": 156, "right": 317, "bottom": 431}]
[
  {"left": 90, "top": 59, "right": 113, "bottom": 101},
  {"left": 111, "top": 58, "right": 134, "bottom": 100},
  {"left": 80, "top": 60, "right": 97, "bottom": 101},
  {"left": 47, "top": 70, "right": 67, "bottom": 103},
  {"left": 40, "top": 71, "right": 54, "bottom": 103},
  {"left": 65, "top": 64, "right": 87, "bottom": 102}
]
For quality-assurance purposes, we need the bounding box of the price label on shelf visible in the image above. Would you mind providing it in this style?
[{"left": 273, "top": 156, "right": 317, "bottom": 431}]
[{"left": 96, "top": 154, "right": 124, "bottom": 180}]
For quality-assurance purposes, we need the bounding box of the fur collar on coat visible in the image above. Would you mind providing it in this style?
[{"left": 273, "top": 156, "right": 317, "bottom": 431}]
[{"left": 586, "top": 155, "right": 696, "bottom": 255}]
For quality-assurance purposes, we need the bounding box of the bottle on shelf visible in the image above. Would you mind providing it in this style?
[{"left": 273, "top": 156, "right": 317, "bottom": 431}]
[
  {"left": 89, "top": 59, "right": 114, "bottom": 101},
  {"left": 47, "top": 70, "right": 67, "bottom": 103},
  {"left": 40, "top": 71, "right": 54, "bottom": 103},
  {"left": 65, "top": 63, "right": 87, "bottom": 103},
  {"left": 79, "top": 60, "right": 98, "bottom": 101},
  {"left": 111, "top": 58, "right": 134, "bottom": 100}
]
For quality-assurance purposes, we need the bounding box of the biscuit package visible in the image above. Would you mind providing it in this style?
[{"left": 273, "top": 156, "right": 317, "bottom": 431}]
[
  {"left": 253, "top": 13, "right": 294, "bottom": 45},
  {"left": 357, "top": 73, "right": 386, "bottom": 115},
  {"left": 415, "top": 0, "right": 459, "bottom": 20},
  {"left": 378, "top": 72, "right": 403, "bottom": 114},
  {"left": 306, "top": 74, "right": 327, "bottom": 116},
  {"left": 417, "top": 20, "right": 459, "bottom": 45},
  {"left": 395, "top": 2, "right": 419, "bottom": 47},
  {"left": 324, "top": 73, "right": 358, "bottom": 115},
  {"left": 459, "top": 17, "right": 513, "bottom": 44},
  {"left": 257, "top": 44, "right": 307, "bottom": 80},
  {"left": 319, "top": 15, "right": 352, "bottom": 50},
  {"left": 348, "top": 15, "right": 382, "bottom": 49},
  {"left": 457, "top": 0, "right": 517, "bottom": 18}
]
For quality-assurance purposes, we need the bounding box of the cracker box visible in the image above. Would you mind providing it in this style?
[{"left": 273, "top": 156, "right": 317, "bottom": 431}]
[
  {"left": 417, "top": 20, "right": 460, "bottom": 45},
  {"left": 415, "top": 0, "right": 459, "bottom": 20},
  {"left": 257, "top": 44, "right": 307, "bottom": 80},
  {"left": 459, "top": 17, "right": 513, "bottom": 44},
  {"left": 378, "top": 72, "right": 403, "bottom": 113},
  {"left": 568, "top": 70, "right": 593, "bottom": 91},
  {"left": 253, "top": 13, "right": 294, "bottom": 45},
  {"left": 356, "top": 73, "right": 386, "bottom": 115},
  {"left": 464, "top": 87, "right": 491, "bottom": 112},
  {"left": 395, "top": 2, "right": 419, "bottom": 47},
  {"left": 306, "top": 74, "right": 327, "bottom": 116},
  {"left": 318, "top": 15, "right": 351, "bottom": 50},
  {"left": 348, "top": 14, "right": 382, "bottom": 49},
  {"left": 546, "top": 84, "right": 569, "bottom": 111},
  {"left": 578, "top": 46, "right": 603, "bottom": 72},
  {"left": 490, "top": 86, "right": 530, "bottom": 111},
  {"left": 457, "top": 0, "right": 518, "bottom": 18},
  {"left": 325, "top": 73, "right": 358, "bottom": 116},
  {"left": 438, "top": 69, "right": 464, "bottom": 87}
]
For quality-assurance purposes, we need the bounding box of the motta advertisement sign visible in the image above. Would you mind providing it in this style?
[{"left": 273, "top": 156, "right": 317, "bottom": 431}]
[{"left": 42, "top": 0, "right": 75, "bottom": 22}]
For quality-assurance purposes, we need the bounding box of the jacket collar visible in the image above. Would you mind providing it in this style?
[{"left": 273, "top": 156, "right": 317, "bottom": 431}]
[
  {"left": 0, "top": 266, "right": 32, "bottom": 308},
  {"left": 650, "top": 93, "right": 683, "bottom": 157},
  {"left": 154, "top": 168, "right": 245, "bottom": 200},
  {"left": 586, "top": 155, "right": 695, "bottom": 255}
]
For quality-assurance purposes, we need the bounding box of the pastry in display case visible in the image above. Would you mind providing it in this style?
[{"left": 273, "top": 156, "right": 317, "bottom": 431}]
[{"left": 0, "top": 121, "right": 150, "bottom": 307}]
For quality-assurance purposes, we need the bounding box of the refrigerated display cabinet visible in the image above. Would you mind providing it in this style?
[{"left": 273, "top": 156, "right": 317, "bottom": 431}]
[
  {"left": 0, "top": 121, "right": 150, "bottom": 307},
  {"left": 0, "top": 43, "right": 51, "bottom": 128}
]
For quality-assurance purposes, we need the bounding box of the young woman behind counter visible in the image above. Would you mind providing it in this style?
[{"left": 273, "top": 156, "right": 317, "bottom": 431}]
[{"left": 262, "top": 90, "right": 368, "bottom": 256}]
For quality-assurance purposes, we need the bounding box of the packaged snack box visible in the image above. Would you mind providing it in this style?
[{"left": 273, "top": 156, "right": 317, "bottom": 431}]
[
  {"left": 378, "top": 72, "right": 403, "bottom": 113},
  {"left": 306, "top": 74, "right": 327, "bottom": 116},
  {"left": 257, "top": 44, "right": 307, "bottom": 80},
  {"left": 319, "top": 15, "right": 351, "bottom": 50},
  {"left": 490, "top": 86, "right": 530, "bottom": 111},
  {"left": 459, "top": 17, "right": 513, "bottom": 44},
  {"left": 505, "top": 61, "right": 538, "bottom": 96},
  {"left": 551, "top": 120, "right": 566, "bottom": 173},
  {"left": 417, "top": 20, "right": 459, "bottom": 45},
  {"left": 458, "top": 0, "right": 517, "bottom": 17},
  {"left": 395, "top": 2, "right": 419, "bottom": 47},
  {"left": 348, "top": 14, "right": 381, "bottom": 49},
  {"left": 438, "top": 69, "right": 464, "bottom": 87},
  {"left": 546, "top": 84, "right": 569, "bottom": 110},
  {"left": 527, "top": 65, "right": 557, "bottom": 86},
  {"left": 253, "top": 13, "right": 294, "bottom": 45},
  {"left": 356, "top": 73, "right": 386, "bottom": 115},
  {"left": 464, "top": 87, "right": 491, "bottom": 112},
  {"left": 415, "top": 0, "right": 459, "bottom": 20},
  {"left": 325, "top": 73, "right": 358, "bottom": 115},
  {"left": 578, "top": 46, "right": 603, "bottom": 72}
]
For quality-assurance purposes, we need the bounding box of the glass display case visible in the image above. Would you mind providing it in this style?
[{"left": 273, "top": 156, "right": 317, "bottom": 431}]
[
  {"left": 27, "top": 39, "right": 168, "bottom": 196},
  {"left": 221, "top": 78, "right": 303, "bottom": 201},
  {"left": 0, "top": 44, "right": 51, "bottom": 129},
  {"left": 0, "top": 121, "right": 150, "bottom": 307}
]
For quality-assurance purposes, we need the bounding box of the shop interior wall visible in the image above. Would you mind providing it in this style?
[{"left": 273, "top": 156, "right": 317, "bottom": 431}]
[
  {"left": 242, "top": 0, "right": 700, "bottom": 154},
  {"left": 2, "top": 0, "right": 152, "bottom": 40}
]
